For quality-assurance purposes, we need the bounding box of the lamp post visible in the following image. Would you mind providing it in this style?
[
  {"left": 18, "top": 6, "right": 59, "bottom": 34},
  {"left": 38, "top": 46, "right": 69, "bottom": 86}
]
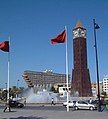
[
  {"left": 17, "top": 79, "right": 19, "bottom": 89},
  {"left": 16, "top": 79, "right": 19, "bottom": 98},
  {"left": 5, "top": 83, "right": 7, "bottom": 90},
  {"left": 93, "top": 19, "right": 101, "bottom": 112},
  {"left": 5, "top": 83, "right": 7, "bottom": 101}
]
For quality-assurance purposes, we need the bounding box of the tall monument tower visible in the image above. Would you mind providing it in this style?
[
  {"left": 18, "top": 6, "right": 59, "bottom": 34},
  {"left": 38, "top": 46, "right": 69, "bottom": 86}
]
[{"left": 71, "top": 21, "right": 92, "bottom": 97}]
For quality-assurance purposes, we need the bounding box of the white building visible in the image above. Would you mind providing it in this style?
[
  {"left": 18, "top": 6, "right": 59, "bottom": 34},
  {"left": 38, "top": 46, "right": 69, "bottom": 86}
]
[
  {"left": 59, "top": 86, "right": 71, "bottom": 97},
  {"left": 103, "top": 75, "right": 108, "bottom": 95}
]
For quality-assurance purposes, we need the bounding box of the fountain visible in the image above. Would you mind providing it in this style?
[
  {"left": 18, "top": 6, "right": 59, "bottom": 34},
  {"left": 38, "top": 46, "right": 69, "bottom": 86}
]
[
  {"left": 19, "top": 88, "right": 58, "bottom": 103},
  {"left": 17, "top": 88, "right": 81, "bottom": 104}
]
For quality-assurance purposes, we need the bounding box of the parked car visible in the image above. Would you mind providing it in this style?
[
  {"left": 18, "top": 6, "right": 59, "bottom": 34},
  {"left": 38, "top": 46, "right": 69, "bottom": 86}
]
[
  {"left": 63, "top": 101, "right": 74, "bottom": 107},
  {"left": 75, "top": 101, "right": 97, "bottom": 110},
  {"left": 63, "top": 100, "right": 97, "bottom": 110},
  {"left": 9, "top": 100, "right": 24, "bottom": 108}
]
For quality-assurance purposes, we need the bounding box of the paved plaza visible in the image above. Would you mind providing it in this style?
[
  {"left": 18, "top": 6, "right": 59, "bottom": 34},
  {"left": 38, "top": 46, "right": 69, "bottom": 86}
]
[{"left": 0, "top": 104, "right": 108, "bottom": 119}]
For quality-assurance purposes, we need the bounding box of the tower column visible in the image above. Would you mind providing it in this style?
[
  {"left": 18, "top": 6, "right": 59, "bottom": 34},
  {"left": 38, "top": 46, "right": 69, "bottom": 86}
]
[{"left": 71, "top": 21, "right": 92, "bottom": 97}]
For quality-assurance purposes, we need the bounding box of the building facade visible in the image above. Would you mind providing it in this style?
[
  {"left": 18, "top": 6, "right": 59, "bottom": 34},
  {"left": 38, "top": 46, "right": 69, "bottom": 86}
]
[
  {"left": 91, "top": 83, "right": 97, "bottom": 97},
  {"left": 22, "top": 70, "right": 70, "bottom": 91},
  {"left": 71, "top": 21, "right": 92, "bottom": 97},
  {"left": 52, "top": 83, "right": 71, "bottom": 97},
  {"left": 103, "top": 75, "right": 108, "bottom": 95},
  {"left": 91, "top": 82, "right": 103, "bottom": 97}
]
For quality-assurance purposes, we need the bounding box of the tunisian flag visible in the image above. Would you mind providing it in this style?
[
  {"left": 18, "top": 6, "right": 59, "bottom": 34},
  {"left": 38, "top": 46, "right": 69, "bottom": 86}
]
[
  {"left": 51, "top": 30, "right": 66, "bottom": 44},
  {"left": 0, "top": 41, "right": 9, "bottom": 52}
]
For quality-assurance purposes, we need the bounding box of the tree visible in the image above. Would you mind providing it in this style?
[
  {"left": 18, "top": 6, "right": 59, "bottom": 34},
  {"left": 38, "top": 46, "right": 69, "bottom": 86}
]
[
  {"left": 101, "top": 91, "right": 107, "bottom": 97},
  {"left": 1, "top": 90, "right": 7, "bottom": 101}
]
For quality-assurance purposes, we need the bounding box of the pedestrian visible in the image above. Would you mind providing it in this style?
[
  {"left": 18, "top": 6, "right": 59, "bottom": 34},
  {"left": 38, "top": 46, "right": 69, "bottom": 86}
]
[
  {"left": 89, "top": 98, "right": 92, "bottom": 103},
  {"left": 100, "top": 98, "right": 106, "bottom": 112},
  {"left": 3, "top": 99, "right": 11, "bottom": 112},
  {"left": 24, "top": 98, "right": 26, "bottom": 106},
  {"left": 73, "top": 101, "right": 76, "bottom": 110},
  {"left": 51, "top": 98, "right": 54, "bottom": 105}
]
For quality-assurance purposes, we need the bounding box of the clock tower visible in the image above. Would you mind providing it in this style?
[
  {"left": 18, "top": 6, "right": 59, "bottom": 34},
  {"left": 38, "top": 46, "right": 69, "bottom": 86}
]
[{"left": 71, "top": 21, "right": 92, "bottom": 97}]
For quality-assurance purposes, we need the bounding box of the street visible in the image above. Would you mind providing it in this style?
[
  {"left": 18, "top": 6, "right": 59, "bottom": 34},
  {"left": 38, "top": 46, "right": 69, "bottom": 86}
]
[{"left": 0, "top": 104, "right": 108, "bottom": 119}]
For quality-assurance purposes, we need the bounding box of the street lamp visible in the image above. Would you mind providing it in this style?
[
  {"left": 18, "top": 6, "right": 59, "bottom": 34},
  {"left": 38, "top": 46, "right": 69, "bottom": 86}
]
[
  {"left": 5, "top": 83, "right": 7, "bottom": 101},
  {"left": 17, "top": 79, "right": 20, "bottom": 89},
  {"left": 93, "top": 19, "right": 101, "bottom": 112},
  {"left": 5, "top": 83, "right": 7, "bottom": 90},
  {"left": 16, "top": 79, "right": 20, "bottom": 98}
]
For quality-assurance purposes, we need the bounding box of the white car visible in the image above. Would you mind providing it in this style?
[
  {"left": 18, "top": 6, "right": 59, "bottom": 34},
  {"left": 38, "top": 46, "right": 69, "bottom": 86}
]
[
  {"left": 75, "top": 101, "right": 97, "bottom": 110},
  {"left": 63, "top": 101, "right": 74, "bottom": 107},
  {"left": 63, "top": 100, "right": 97, "bottom": 110}
]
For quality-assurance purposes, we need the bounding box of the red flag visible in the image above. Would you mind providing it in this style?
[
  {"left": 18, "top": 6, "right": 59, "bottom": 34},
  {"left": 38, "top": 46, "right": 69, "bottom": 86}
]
[
  {"left": 0, "top": 41, "right": 9, "bottom": 52},
  {"left": 51, "top": 30, "right": 66, "bottom": 44}
]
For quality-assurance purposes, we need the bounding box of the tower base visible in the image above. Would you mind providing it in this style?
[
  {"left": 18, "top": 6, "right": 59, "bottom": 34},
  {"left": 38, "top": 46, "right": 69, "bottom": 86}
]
[{"left": 71, "top": 68, "right": 92, "bottom": 97}]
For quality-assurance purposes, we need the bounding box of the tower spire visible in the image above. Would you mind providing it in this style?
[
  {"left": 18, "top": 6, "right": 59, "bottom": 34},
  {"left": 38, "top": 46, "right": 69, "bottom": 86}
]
[{"left": 75, "top": 20, "right": 83, "bottom": 28}]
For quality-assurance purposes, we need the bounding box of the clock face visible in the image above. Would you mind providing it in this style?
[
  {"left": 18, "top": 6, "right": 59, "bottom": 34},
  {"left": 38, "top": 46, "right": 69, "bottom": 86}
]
[
  {"left": 73, "top": 30, "right": 78, "bottom": 39},
  {"left": 80, "top": 30, "right": 86, "bottom": 37},
  {"left": 73, "top": 28, "right": 86, "bottom": 39}
]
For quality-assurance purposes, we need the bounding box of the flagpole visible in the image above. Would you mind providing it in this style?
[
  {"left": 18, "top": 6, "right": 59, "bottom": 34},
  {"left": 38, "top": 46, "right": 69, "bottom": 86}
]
[
  {"left": 65, "top": 26, "right": 69, "bottom": 112},
  {"left": 93, "top": 19, "right": 101, "bottom": 112},
  {"left": 7, "top": 36, "right": 10, "bottom": 103}
]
